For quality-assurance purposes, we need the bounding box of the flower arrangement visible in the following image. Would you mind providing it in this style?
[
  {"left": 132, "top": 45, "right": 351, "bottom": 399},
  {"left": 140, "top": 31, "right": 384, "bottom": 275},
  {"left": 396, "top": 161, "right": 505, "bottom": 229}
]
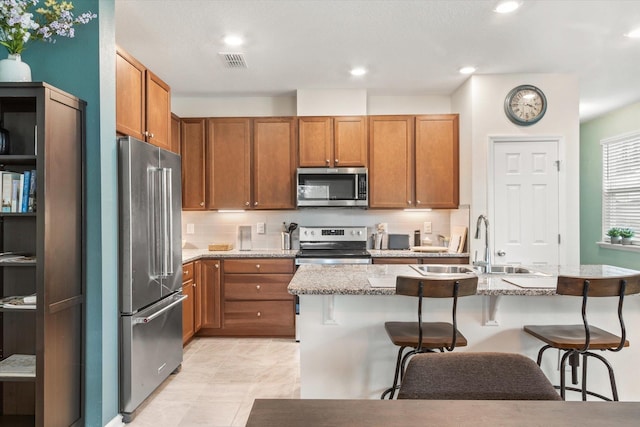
[{"left": 0, "top": 0, "right": 96, "bottom": 55}]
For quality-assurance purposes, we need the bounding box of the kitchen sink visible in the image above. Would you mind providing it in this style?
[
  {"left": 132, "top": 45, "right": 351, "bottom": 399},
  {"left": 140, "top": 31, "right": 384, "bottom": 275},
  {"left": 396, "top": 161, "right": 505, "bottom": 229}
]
[
  {"left": 471, "top": 265, "right": 549, "bottom": 275},
  {"left": 411, "top": 265, "right": 477, "bottom": 276}
]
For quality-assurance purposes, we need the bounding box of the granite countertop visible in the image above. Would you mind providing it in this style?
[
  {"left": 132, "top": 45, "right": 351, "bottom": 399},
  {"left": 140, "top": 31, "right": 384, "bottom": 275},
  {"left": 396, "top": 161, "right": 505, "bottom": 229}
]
[
  {"left": 287, "top": 264, "right": 640, "bottom": 297},
  {"left": 182, "top": 248, "right": 469, "bottom": 263}
]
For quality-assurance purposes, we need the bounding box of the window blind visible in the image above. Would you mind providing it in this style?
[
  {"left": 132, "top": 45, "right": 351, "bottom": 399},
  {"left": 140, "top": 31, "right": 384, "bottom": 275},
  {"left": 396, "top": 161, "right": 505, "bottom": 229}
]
[{"left": 601, "top": 131, "right": 640, "bottom": 237}]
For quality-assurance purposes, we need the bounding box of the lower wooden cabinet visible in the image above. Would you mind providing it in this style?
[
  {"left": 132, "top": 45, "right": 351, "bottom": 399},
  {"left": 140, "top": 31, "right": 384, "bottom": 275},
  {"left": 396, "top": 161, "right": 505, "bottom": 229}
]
[
  {"left": 183, "top": 259, "right": 222, "bottom": 344},
  {"left": 373, "top": 257, "right": 469, "bottom": 265},
  {"left": 182, "top": 262, "right": 196, "bottom": 344}
]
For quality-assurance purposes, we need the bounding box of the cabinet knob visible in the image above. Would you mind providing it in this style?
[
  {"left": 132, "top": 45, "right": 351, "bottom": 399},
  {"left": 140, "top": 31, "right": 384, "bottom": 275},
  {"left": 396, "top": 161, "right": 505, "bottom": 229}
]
[
  {"left": 256, "top": 264, "right": 261, "bottom": 269},
  {"left": 256, "top": 284, "right": 261, "bottom": 290},
  {"left": 149, "top": 133, "right": 154, "bottom": 138},
  {"left": 192, "top": 283, "right": 196, "bottom": 288},
  {"left": 257, "top": 311, "right": 262, "bottom": 317},
  {"left": 183, "top": 270, "right": 187, "bottom": 275},
  {"left": 416, "top": 200, "right": 421, "bottom": 205},
  {"left": 245, "top": 201, "right": 250, "bottom": 206},
  {"left": 325, "top": 159, "right": 330, "bottom": 165},
  {"left": 254, "top": 201, "right": 258, "bottom": 206},
  {"left": 335, "top": 159, "right": 339, "bottom": 164},
  {"left": 200, "top": 201, "right": 205, "bottom": 207},
  {"left": 215, "top": 264, "right": 219, "bottom": 268},
  {"left": 408, "top": 200, "right": 412, "bottom": 205}
]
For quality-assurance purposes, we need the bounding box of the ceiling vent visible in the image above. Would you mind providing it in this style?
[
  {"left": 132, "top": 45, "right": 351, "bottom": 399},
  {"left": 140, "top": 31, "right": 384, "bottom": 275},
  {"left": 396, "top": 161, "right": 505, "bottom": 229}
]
[{"left": 219, "top": 52, "right": 248, "bottom": 69}]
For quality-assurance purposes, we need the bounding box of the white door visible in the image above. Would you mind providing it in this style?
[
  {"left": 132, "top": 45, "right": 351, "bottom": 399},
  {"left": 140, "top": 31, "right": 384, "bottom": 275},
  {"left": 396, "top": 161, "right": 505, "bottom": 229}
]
[{"left": 491, "top": 139, "right": 559, "bottom": 265}]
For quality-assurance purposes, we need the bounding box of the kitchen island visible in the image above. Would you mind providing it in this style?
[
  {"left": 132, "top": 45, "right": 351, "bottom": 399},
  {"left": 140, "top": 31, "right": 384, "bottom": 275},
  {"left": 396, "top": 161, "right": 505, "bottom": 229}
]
[{"left": 288, "top": 264, "right": 640, "bottom": 401}]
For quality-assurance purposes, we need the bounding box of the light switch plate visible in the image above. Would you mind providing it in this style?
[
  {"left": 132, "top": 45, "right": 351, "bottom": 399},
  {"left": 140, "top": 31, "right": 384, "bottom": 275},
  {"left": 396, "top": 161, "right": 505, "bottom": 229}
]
[
  {"left": 257, "top": 222, "right": 266, "bottom": 234},
  {"left": 186, "top": 223, "right": 195, "bottom": 234},
  {"left": 424, "top": 222, "right": 432, "bottom": 234}
]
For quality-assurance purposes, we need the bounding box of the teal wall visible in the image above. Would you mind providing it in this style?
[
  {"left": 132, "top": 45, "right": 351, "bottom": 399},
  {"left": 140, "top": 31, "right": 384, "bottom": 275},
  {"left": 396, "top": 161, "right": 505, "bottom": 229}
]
[
  {"left": 580, "top": 101, "right": 640, "bottom": 269},
  {"left": 23, "top": 0, "right": 118, "bottom": 425}
]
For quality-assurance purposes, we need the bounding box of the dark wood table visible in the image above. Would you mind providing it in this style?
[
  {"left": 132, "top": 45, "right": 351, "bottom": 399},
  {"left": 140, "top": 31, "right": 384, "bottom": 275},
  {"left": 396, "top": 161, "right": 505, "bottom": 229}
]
[{"left": 246, "top": 399, "right": 640, "bottom": 426}]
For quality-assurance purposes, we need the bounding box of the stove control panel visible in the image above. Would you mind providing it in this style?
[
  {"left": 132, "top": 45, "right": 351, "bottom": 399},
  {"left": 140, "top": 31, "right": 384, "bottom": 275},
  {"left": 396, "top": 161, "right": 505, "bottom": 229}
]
[{"left": 299, "top": 226, "right": 368, "bottom": 242}]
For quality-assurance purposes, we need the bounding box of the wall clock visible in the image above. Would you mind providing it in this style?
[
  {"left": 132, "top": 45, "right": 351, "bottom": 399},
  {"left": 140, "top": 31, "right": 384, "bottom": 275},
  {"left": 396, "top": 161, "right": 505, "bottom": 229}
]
[{"left": 504, "top": 85, "right": 547, "bottom": 126}]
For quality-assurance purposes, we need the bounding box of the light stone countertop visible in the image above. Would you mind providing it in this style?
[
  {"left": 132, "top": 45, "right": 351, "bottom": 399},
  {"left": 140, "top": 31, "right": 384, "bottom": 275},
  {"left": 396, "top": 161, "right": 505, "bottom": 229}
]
[
  {"left": 287, "top": 264, "right": 640, "bottom": 296},
  {"left": 181, "top": 248, "right": 469, "bottom": 264}
]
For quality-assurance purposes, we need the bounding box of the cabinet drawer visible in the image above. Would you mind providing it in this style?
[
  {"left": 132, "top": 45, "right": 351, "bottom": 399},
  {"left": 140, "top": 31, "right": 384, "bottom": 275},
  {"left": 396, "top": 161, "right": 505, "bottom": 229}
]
[
  {"left": 224, "top": 274, "right": 293, "bottom": 301},
  {"left": 421, "top": 257, "right": 469, "bottom": 265},
  {"left": 182, "top": 262, "right": 194, "bottom": 282},
  {"left": 224, "top": 300, "right": 294, "bottom": 330},
  {"left": 372, "top": 258, "right": 420, "bottom": 264},
  {"left": 223, "top": 258, "right": 294, "bottom": 274}
]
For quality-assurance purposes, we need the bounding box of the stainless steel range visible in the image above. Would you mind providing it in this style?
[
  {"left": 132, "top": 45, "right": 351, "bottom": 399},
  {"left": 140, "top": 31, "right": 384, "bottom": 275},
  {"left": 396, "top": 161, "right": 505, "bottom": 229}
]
[{"left": 295, "top": 226, "right": 371, "bottom": 265}]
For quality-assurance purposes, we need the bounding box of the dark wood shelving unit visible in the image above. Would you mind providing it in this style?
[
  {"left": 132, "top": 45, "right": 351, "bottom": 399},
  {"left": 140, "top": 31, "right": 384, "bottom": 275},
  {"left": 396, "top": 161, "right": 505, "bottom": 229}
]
[{"left": 0, "top": 83, "right": 85, "bottom": 427}]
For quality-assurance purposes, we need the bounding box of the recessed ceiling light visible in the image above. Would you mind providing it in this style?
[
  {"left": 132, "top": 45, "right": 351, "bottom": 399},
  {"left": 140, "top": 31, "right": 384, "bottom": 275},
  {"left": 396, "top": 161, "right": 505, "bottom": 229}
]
[
  {"left": 350, "top": 67, "right": 367, "bottom": 76},
  {"left": 625, "top": 28, "right": 640, "bottom": 38},
  {"left": 223, "top": 35, "right": 244, "bottom": 46},
  {"left": 459, "top": 66, "right": 476, "bottom": 75},
  {"left": 494, "top": 1, "right": 520, "bottom": 14}
]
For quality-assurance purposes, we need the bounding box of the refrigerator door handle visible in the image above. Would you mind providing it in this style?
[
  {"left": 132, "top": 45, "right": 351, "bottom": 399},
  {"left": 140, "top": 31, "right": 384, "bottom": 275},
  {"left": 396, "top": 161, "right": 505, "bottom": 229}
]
[
  {"left": 133, "top": 294, "right": 187, "bottom": 324},
  {"left": 160, "top": 167, "right": 174, "bottom": 277}
]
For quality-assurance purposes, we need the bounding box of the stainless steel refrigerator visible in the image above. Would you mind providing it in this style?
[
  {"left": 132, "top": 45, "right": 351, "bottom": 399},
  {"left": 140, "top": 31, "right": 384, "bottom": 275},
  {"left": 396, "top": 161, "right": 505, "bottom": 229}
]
[{"left": 118, "top": 136, "right": 185, "bottom": 423}]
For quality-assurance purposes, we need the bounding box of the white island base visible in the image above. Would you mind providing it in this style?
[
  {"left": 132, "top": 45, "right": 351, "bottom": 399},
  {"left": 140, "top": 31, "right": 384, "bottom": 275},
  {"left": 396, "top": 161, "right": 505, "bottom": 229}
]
[{"left": 297, "top": 292, "right": 640, "bottom": 401}]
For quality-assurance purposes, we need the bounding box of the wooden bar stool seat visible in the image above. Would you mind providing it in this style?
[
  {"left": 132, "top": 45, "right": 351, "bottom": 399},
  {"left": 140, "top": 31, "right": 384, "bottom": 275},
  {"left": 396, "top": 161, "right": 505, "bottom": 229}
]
[
  {"left": 380, "top": 275, "right": 478, "bottom": 400},
  {"left": 523, "top": 273, "right": 640, "bottom": 401}
]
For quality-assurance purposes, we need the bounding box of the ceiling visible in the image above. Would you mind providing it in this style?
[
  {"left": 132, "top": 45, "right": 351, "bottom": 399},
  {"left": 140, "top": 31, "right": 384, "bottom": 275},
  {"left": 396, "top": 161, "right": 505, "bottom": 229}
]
[{"left": 115, "top": 0, "right": 640, "bottom": 121}]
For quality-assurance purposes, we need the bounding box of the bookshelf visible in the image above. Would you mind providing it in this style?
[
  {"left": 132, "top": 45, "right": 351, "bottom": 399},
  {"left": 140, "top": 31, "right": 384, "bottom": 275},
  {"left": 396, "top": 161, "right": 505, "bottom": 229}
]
[{"left": 0, "top": 83, "right": 85, "bottom": 426}]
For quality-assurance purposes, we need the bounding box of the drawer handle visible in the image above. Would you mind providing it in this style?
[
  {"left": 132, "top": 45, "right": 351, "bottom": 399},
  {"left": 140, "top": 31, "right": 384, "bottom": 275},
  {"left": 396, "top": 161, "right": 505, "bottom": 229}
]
[
  {"left": 257, "top": 311, "right": 261, "bottom": 317},
  {"left": 256, "top": 284, "right": 261, "bottom": 290}
]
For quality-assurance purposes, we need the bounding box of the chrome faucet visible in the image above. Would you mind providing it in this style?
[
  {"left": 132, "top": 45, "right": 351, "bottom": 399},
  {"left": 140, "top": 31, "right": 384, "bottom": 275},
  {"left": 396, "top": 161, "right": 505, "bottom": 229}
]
[{"left": 474, "top": 215, "right": 491, "bottom": 273}]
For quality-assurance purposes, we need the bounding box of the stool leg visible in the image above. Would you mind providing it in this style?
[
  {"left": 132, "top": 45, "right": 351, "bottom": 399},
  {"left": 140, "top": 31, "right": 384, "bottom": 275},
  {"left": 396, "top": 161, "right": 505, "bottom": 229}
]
[
  {"left": 559, "top": 350, "right": 572, "bottom": 400},
  {"left": 536, "top": 344, "right": 552, "bottom": 366},
  {"left": 381, "top": 346, "right": 406, "bottom": 400},
  {"left": 585, "top": 351, "right": 620, "bottom": 401},
  {"left": 581, "top": 353, "right": 588, "bottom": 401}
]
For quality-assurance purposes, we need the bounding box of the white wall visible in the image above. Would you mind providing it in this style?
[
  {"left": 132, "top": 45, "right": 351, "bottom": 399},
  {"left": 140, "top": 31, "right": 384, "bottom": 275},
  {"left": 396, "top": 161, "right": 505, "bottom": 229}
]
[
  {"left": 451, "top": 78, "right": 473, "bottom": 206},
  {"left": 367, "top": 95, "right": 451, "bottom": 115},
  {"left": 297, "top": 89, "right": 367, "bottom": 115},
  {"left": 453, "top": 74, "right": 580, "bottom": 265},
  {"left": 172, "top": 95, "right": 296, "bottom": 117}
]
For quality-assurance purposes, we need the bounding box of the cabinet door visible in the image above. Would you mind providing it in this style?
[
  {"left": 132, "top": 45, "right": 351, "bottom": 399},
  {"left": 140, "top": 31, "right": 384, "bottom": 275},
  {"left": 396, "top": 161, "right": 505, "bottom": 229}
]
[
  {"left": 194, "top": 261, "right": 203, "bottom": 332},
  {"left": 369, "top": 116, "right": 414, "bottom": 208},
  {"left": 170, "top": 113, "right": 181, "bottom": 154},
  {"left": 182, "top": 280, "right": 195, "bottom": 344},
  {"left": 253, "top": 117, "right": 297, "bottom": 209},
  {"left": 334, "top": 116, "right": 367, "bottom": 167},
  {"left": 145, "top": 70, "right": 172, "bottom": 151},
  {"left": 206, "top": 118, "right": 251, "bottom": 209},
  {"left": 415, "top": 115, "right": 459, "bottom": 208},
  {"left": 298, "top": 116, "right": 332, "bottom": 167},
  {"left": 115, "top": 48, "right": 145, "bottom": 140},
  {"left": 200, "top": 259, "right": 222, "bottom": 329},
  {"left": 181, "top": 118, "right": 206, "bottom": 210}
]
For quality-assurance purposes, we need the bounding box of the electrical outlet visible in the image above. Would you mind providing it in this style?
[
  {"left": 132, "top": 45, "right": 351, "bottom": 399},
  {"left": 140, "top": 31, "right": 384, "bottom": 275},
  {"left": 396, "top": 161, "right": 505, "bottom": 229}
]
[
  {"left": 257, "top": 222, "right": 266, "bottom": 234},
  {"left": 186, "top": 223, "right": 195, "bottom": 234},
  {"left": 424, "top": 222, "right": 432, "bottom": 234}
]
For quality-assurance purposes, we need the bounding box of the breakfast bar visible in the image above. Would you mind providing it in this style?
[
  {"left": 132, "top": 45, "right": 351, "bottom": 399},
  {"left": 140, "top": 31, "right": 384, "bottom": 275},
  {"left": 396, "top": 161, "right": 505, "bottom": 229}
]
[{"left": 288, "top": 264, "right": 640, "bottom": 401}]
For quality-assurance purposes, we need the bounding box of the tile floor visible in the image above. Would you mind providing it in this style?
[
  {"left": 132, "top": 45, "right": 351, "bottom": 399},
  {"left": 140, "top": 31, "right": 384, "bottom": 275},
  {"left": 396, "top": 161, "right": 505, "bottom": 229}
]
[{"left": 127, "top": 337, "right": 300, "bottom": 427}]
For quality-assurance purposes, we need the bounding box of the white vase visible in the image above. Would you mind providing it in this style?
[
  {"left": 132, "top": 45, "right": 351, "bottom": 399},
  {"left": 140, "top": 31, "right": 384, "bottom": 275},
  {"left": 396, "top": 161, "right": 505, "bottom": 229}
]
[{"left": 0, "top": 54, "right": 32, "bottom": 82}]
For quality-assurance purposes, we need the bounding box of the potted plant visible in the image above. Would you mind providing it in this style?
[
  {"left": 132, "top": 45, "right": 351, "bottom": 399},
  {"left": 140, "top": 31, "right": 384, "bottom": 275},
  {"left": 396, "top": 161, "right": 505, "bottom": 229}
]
[
  {"left": 620, "top": 228, "right": 635, "bottom": 245},
  {"left": 607, "top": 227, "right": 622, "bottom": 244}
]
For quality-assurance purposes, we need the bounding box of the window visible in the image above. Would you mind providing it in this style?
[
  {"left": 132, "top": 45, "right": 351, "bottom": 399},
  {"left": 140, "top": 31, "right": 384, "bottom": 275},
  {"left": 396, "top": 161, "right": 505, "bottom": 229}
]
[{"left": 601, "top": 131, "right": 640, "bottom": 240}]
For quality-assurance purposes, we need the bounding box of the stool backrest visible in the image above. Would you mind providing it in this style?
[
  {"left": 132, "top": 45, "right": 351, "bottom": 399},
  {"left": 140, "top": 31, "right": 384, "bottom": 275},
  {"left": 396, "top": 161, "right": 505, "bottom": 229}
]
[
  {"left": 395, "top": 275, "right": 478, "bottom": 352},
  {"left": 556, "top": 274, "right": 640, "bottom": 352}
]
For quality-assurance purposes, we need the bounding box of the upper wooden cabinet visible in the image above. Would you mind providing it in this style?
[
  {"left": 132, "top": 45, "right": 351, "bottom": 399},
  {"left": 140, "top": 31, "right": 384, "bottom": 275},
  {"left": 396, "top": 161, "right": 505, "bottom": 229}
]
[
  {"left": 298, "top": 116, "right": 367, "bottom": 167},
  {"left": 415, "top": 115, "right": 459, "bottom": 209},
  {"left": 253, "top": 117, "right": 297, "bottom": 209},
  {"left": 170, "top": 113, "right": 181, "bottom": 154},
  {"left": 369, "top": 114, "right": 459, "bottom": 209},
  {"left": 206, "top": 118, "right": 252, "bottom": 209},
  {"left": 369, "top": 115, "right": 414, "bottom": 208},
  {"left": 181, "top": 118, "right": 206, "bottom": 210},
  {"left": 116, "top": 47, "right": 172, "bottom": 152}
]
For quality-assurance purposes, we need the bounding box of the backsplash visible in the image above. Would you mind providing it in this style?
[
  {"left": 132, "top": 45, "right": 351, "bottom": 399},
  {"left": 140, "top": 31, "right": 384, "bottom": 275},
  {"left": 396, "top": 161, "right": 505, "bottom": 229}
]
[{"left": 182, "top": 206, "right": 470, "bottom": 251}]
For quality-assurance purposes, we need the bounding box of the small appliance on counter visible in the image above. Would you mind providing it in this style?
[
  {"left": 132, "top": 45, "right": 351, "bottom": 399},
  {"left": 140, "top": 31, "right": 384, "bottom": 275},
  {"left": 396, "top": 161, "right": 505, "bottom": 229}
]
[
  {"left": 238, "top": 225, "right": 252, "bottom": 251},
  {"left": 388, "top": 234, "right": 410, "bottom": 250}
]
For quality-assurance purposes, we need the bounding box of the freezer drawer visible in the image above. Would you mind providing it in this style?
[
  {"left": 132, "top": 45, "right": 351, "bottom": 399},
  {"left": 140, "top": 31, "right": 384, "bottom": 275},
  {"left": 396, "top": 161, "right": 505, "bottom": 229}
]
[{"left": 120, "top": 292, "right": 186, "bottom": 421}]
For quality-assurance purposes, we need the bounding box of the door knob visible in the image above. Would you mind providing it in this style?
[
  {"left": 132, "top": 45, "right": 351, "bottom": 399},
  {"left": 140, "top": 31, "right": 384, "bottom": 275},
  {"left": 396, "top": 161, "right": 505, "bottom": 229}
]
[{"left": 497, "top": 250, "right": 506, "bottom": 256}]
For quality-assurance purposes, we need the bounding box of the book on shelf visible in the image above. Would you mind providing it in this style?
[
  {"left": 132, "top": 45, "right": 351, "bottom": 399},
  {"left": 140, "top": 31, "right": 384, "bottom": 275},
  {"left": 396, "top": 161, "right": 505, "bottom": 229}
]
[
  {"left": 0, "top": 294, "right": 36, "bottom": 309},
  {"left": 0, "top": 170, "right": 36, "bottom": 213},
  {"left": 0, "top": 252, "right": 35, "bottom": 263},
  {"left": 0, "top": 354, "right": 36, "bottom": 377}
]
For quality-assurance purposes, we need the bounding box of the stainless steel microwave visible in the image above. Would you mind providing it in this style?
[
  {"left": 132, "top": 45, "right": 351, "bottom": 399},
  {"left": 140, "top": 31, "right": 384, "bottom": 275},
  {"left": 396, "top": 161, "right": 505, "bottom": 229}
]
[{"left": 296, "top": 167, "right": 368, "bottom": 207}]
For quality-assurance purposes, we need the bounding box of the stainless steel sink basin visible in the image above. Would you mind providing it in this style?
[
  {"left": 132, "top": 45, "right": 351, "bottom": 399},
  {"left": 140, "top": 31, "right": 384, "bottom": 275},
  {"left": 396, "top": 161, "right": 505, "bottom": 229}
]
[
  {"left": 411, "top": 265, "right": 477, "bottom": 276},
  {"left": 471, "top": 265, "right": 548, "bottom": 275}
]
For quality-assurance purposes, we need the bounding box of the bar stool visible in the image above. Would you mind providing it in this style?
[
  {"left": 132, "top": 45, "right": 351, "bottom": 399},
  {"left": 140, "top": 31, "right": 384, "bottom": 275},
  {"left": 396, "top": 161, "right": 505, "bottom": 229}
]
[
  {"left": 397, "top": 352, "right": 562, "bottom": 400},
  {"left": 524, "top": 273, "right": 640, "bottom": 401},
  {"left": 380, "top": 274, "right": 478, "bottom": 399}
]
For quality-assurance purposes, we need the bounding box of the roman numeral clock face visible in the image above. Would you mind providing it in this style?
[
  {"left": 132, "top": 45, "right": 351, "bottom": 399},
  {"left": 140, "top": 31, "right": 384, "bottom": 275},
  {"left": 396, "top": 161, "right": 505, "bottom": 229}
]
[{"left": 504, "top": 85, "right": 547, "bottom": 126}]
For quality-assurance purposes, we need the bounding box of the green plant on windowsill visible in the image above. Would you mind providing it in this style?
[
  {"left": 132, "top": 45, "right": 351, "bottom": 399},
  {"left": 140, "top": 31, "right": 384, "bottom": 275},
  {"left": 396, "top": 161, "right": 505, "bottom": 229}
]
[
  {"left": 606, "top": 227, "right": 622, "bottom": 244},
  {"left": 620, "top": 228, "right": 635, "bottom": 245}
]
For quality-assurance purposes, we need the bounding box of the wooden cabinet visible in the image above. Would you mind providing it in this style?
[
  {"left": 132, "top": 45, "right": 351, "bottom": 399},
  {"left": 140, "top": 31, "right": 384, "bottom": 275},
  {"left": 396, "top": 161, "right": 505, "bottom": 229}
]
[
  {"left": 181, "top": 118, "right": 206, "bottom": 210},
  {"left": 373, "top": 257, "right": 469, "bottom": 265},
  {"left": 171, "top": 113, "right": 181, "bottom": 154},
  {"left": 369, "top": 114, "right": 459, "bottom": 209},
  {"left": 298, "top": 116, "right": 367, "bottom": 167},
  {"left": 415, "top": 115, "right": 459, "bottom": 208},
  {"left": 199, "top": 259, "right": 222, "bottom": 330},
  {"left": 369, "top": 115, "right": 414, "bottom": 208},
  {"left": 205, "top": 258, "right": 295, "bottom": 337},
  {"left": 253, "top": 118, "right": 297, "bottom": 209},
  {"left": 372, "top": 258, "right": 421, "bottom": 264},
  {"left": 182, "top": 262, "right": 196, "bottom": 344},
  {"left": 116, "top": 47, "right": 172, "bottom": 152},
  {"left": 0, "top": 83, "right": 84, "bottom": 426},
  {"left": 206, "top": 118, "right": 252, "bottom": 209}
]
